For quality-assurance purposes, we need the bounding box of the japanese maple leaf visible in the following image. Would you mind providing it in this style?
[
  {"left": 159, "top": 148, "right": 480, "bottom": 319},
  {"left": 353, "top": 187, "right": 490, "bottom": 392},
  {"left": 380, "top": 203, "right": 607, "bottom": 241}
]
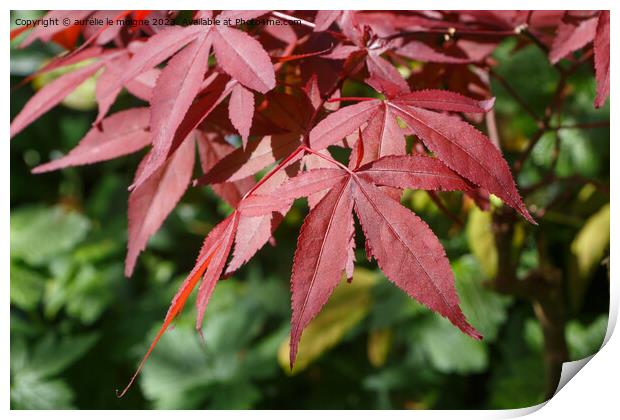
[
  {"left": 194, "top": 88, "right": 338, "bottom": 276},
  {"left": 241, "top": 154, "right": 482, "bottom": 366},
  {"left": 548, "top": 11, "right": 599, "bottom": 64},
  {"left": 547, "top": 10, "right": 609, "bottom": 108},
  {"left": 117, "top": 211, "right": 239, "bottom": 397},
  {"left": 31, "top": 107, "right": 152, "bottom": 173},
  {"left": 307, "top": 77, "right": 535, "bottom": 224},
  {"left": 321, "top": 20, "right": 411, "bottom": 93},
  {"left": 593, "top": 11, "right": 610, "bottom": 108},
  {"left": 9, "top": 45, "right": 145, "bottom": 139},
  {"left": 90, "top": 11, "right": 276, "bottom": 190},
  {"left": 196, "top": 130, "right": 255, "bottom": 208},
  {"left": 125, "top": 131, "right": 197, "bottom": 277},
  {"left": 10, "top": 59, "right": 104, "bottom": 138}
]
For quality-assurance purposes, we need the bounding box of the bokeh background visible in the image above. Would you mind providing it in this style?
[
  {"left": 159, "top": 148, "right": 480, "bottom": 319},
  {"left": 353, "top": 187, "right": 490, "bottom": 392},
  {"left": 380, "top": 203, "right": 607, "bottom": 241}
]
[{"left": 10, "top": 10, "right": 610, "bottom": 410}]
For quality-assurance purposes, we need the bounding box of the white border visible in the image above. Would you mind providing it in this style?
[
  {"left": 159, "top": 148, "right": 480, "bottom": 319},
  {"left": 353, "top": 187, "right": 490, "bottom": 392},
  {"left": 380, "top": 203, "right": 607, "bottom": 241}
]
[{"left": 4, "top": 2, "right": 617, "bottom": 418}]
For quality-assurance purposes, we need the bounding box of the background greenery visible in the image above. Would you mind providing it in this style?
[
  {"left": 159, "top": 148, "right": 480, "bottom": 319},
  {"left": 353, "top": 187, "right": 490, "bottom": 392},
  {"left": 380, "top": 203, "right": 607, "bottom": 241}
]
[{"left": 10, "top": 13, "right": 610, "bottom": 409}]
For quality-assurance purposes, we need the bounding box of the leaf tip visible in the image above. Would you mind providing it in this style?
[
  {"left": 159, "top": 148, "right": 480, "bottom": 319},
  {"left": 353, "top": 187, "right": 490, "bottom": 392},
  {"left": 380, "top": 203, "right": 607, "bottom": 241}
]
[
  {"left": 30, "top": 164, "right": 47, "bottom": 174},
  {"left": 521, "top": 207, "right": 538, "bottom": 225}
]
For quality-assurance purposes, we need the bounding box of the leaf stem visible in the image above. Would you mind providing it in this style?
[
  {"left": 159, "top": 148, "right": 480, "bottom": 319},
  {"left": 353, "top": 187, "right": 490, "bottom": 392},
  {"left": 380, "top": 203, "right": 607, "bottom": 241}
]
[
  {"left": 326, "top": 96, "right": 376, "bottom": 103},
  {"left": 489, "top": 69, "right": 541, "bottom": 123},
  {"left": 302, "top": 145, "right": 353, "bottom": 174},
  {"left": 241, "top": 145, "right": 305, "bottom": 200}
]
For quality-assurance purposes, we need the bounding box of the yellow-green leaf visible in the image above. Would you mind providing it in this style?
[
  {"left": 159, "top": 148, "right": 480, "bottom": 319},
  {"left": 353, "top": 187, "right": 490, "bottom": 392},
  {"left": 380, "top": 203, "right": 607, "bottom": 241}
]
[
  {"left": 367, "top": 328, "right": 392, "bottom": 367},
  {"left": 466, "top": 206, "right": 498, "bottom": 278},
  {"left": 571, "top": 204, "right": 610, "bottom": 279},
  {"left": 32, "top": 59, "right": 100, "bottom": 111}
]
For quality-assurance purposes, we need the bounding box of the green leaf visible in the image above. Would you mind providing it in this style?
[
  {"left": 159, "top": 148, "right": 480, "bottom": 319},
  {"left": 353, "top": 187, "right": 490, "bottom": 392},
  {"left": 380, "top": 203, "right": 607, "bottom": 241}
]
[
  {"left": 140, "top": 276, "right": 288, "bottom": 409},
  {"left": 278, "top": 269, "right": 378, "bottom": 374},
  {"left": 488, "top": 314, "right": 545, "bottom": 408},
  {"left": 10, "top": 262, "right": 45, "bottom": 310},
  {"left": 488, "top": 354, "right": 544, "bottom": 409},
  {"left": 556, "top": 128, "right": 601, "bottom": 177},
  {"left": 208, "top": 381, "right": 261, "bottom": 409},
  {"left": 492, "top": 42, "right": 558, "bottom": 126},
  {"left": 523, "top": 315, "right": 608, "bottom": 362},
  {"left": 64, "top": 264, "right": 119, "bottom": 324},
  {"left": 417, "top": 315, "right": 488, "bottom": 374},
  {"left": 567, "top": 315, "right": 608, "bottom": 360},
  {"left": 367, "top": 328, "right": 392, "bottom": 367},
  {"left": 10, "top": 337, "right": 29, "bottom": 374},
  {"left": 10, "top": 333, "right": 98, "bottom": 409},
  {"left": 11, "top": 374, "right": 74, "bottom": 409},
  {"left": 11, "top": 206, "right": 90, "bottom": 266},
  {"left": 523, "top": 318, "right": 544, "bottom": 352},
  {"left": 140, "top": 327, "right": 216, "bottom": 408},
  {"left": 454, "top": 256, "right": 512, "bottom": 341},
  {"left": 369, "top": 280, "right": 427, "bottom": 329},
  {"left": 27, "top": 333, "right": 99, "bottom": 378}
]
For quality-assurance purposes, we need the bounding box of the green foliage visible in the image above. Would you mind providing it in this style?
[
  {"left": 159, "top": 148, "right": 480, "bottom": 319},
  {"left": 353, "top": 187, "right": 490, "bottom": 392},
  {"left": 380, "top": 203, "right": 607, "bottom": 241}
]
[
  {"left": 454, "top": 256, "right": 512, "bottom": 341},
  {"left": 139, "top": 274, "right": 290, "bottom": 408},
  {"left": 11, "top": 333, "right": 98, "bottom": 409},
  {"left": 11, "top": 205, "right": 90, "bottom": 266}
]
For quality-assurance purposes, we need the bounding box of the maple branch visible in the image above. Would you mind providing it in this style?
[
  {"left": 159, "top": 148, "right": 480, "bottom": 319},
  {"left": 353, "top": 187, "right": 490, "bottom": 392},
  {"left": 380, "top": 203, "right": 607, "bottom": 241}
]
[
  {"left": 489, "top": 208, "right": 568, "bottom": 400},
  {"left": 523, "top": 173, "right": 609, "bottom": 196},
  {"left": 489, "top": 69, "right": 541, "bottom": 123},
  {"left": 513, "top": 56, "right": 578, "bottom": 174},
  {"left": 521, "top": 28, "right": 549, "bottom": 54},
  {"left": 427, "top": 191, "right": 464, "bottom": 227},
  {"left": 382, "top": 27, "right": 517, "bottom": 42},
  {"left": 554, "top": 120, "right": 610, "bottom": 130}
]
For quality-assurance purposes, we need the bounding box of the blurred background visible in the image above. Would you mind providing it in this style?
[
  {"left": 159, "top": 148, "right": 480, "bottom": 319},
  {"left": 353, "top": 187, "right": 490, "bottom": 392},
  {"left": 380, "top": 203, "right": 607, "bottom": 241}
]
[{"left": 10, "top": 11, "right": 610, "bottom": 410}]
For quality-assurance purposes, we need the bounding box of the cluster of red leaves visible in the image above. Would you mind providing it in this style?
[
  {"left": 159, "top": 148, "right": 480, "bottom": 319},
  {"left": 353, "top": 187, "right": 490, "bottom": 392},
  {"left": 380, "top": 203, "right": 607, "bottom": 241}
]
[{"left": 11, "top": 10, "right": 609, "bottom": 395}]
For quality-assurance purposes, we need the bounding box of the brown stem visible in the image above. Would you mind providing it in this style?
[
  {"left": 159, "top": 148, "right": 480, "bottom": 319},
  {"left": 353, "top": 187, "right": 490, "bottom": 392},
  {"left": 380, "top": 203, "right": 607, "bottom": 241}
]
[
  {"left": 490, "top": 69, "right": 541, "bottom": 123},
  {"left": 533, "top": 284, "right": 569, "bottom": 400},
  {"left": 382, "top": 27, "right": 517, "bottom": 42},
  {"left": 522, "top": 29, "right": 549, "bottom": 55},
  {"left": 427, "top": 191, "right": 464, "bottom": 228},
  {"left": 555, "top": 120, "right": 610, "bottom": 130},
  {"left": 490, "top": 208, "right": 569, "bottom": 401}
]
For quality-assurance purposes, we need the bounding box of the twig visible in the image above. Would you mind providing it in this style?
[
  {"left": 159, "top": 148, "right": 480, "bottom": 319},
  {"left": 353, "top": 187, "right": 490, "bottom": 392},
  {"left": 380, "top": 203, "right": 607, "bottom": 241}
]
[
  {"left": 489, "top": 69, "right": 541, "bottom": 123},
  {"left": 427, "top": 191, "right": 464, "bottom": 227},
  {"left": 555, "top": 121, "right": 610, "bottom": 130}
]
